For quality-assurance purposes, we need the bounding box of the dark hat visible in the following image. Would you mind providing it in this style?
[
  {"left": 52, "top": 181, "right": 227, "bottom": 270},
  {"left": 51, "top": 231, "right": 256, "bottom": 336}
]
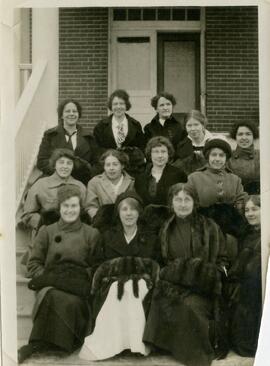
[
  {"left": 115, "top": 191, "right": 144, "bottom": 210},
  {"left": 57, "top": 184, "right": 82, "bottom": 205},
  {"left": 203, "top": 138, "right": 232, "bottom": 159}
]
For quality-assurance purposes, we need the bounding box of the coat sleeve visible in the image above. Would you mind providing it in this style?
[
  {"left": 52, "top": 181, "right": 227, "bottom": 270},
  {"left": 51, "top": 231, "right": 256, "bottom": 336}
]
[
  {"left": 93, "top": 122, "right": 105, "bottom": 149},
  {"left": 186, "top": 173, "right": 199, "bottom": 201},
  {"left": 36, "top": 132, "right": 54, "bottom": 175},
  {"left": 86, "top": 228, "right": 104, "bottom": 269},
  {"left": 209, "top": 219, "right": 229, "bottom": 270},
  {"left": 84, "top": 178, "right": 100, "bottom": 218},
  {"left": 135, "top": 123, "right": 146, "bottom": 150},
  {"left": 20, "top": 183, "right": 42, "bottom": 229},
  {"left": 234, "top": 176, "right": 248, "bottom": 210},
  {"left": 143, "top": 124, "right": 152, "bottom": 144},
  {"left": 177, "top": 168, "right": 188, "bottom": 183},
  {"left": 27, "top": 226, "right": 49, "bottom": 278}
]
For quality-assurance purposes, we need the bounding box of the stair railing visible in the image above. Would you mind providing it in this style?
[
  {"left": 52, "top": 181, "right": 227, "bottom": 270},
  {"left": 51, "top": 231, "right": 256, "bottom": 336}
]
[{"left": 15, "top": 59, "right": 48, "bottom": 211}]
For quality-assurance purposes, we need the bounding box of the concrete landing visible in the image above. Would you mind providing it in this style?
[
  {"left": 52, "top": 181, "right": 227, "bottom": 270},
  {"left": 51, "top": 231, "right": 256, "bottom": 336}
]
[{"left": 22, "top": 350, "right": 254, "bottom": 366}]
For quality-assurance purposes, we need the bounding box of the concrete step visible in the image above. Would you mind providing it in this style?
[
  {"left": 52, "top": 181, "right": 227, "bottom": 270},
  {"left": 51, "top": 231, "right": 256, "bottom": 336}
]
[
  {"left": 17, "top": 275, "right": 35, "bottom": 312},
  {"left": 18, "top": 311, "right": 32, "bottom": 341},
  {"left": 17, "top": 274, "right": 35, "bottom": 340},
  {"left": 17, "top": 247, "right": 28, "bottom": 276},
  {"left": 16, "top": 347, "right": 254, "bottom": 366}
]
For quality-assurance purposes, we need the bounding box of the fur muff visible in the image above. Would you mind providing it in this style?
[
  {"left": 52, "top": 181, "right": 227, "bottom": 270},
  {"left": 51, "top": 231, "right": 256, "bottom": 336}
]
[
  {"left": 160, "top": 258, "right": 222, "bottom": 297},
  {"left": 28, "top": 262, "right": 92, "bottom": 298},
  {"left": 118, "top": 146, "right": 146, "bottom": 177},
  {"left": 173, "top": 153, "right": 207, "bottom": 176},
  {"left": 92, "top": 256, "right": 160, "bottom": 300},
  {"left": 91, "top": 204, "right": 116, "bottom": 230},
  {"left": 140, "top": 204, "right": 171, "bottom": 233},
  {"left": 198, "top": 204, "right": 247, "bottom": 238}
]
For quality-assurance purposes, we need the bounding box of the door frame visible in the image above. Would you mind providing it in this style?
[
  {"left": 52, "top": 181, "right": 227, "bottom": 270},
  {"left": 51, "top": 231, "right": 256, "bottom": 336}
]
[
  {"left": 109, "top": 8, "right": 206, "bottom": 117},
  {"left": 157, "top": 32, "right": 201, "bottom": 111}
]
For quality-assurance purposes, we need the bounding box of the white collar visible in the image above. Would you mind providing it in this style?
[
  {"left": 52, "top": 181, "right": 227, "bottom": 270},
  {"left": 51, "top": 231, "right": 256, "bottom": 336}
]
[
  {"left": 124, "top": 227, "right": 138, "bottom": 244},
  {"left": 188, "top": 129, "right": 213, "bottom": 147}
]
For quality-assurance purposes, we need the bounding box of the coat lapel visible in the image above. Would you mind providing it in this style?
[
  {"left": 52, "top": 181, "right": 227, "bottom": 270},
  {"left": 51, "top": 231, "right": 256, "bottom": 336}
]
[
  {"left": 99, "top": 174, "right": 118, "bottom": 203},
  {"left": 75, "top": 127, "right": 91, "bottom": 157},
  {"left": 104, "top": 116, "right": 117, "bottom": 148},
  {"left": 54, "top": 125, "right": 69, "bottom": 149},
  {"left": 191, "top": 214, "right": 210, "bottom": 261},
  {"left": 123, "top": 115, "right": 137, "bottom": 146},
  {"left": 106, "top": 228, "right": 141, "bottom": 256}
]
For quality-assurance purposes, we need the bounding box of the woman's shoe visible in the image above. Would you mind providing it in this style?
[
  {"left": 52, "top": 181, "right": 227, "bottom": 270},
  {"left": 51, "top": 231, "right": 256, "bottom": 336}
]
[{"left": 18, "top": 344, "right": 35, "bottom": 364}]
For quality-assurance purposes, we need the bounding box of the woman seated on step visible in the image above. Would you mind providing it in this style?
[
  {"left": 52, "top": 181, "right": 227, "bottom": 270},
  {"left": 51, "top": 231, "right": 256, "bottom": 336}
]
[
  {"left": 79, "top": 191, "right": 160, "bottom": 361},
  {"left": 227, "top": 121, "right": 260, "bottom": 195},
  {"left": 143, "top": 183, "right": 228, "bottom": 366},
  {"left": 18, "top": 185, "right": 101, "bottom": 363},
  {"left": 227, "top": 194, "right": 261, "bottom": 357},
  {"left": 173, "top": 109, "right": 213, "bottom": 175},
  {"left": 85, "top": 149, "right": 134, "bottom": 220},
  {"left": 135, "top": 136, "right": 187, "bottom": 206},
  {"left": 37, "top": 98, "right": 99, "bottom": 185},
  {"left": 186, "top": 138, "right": 247, "bottom": 238},
  {"left": 93, "top": 89, "right": 145, "bottom": 152},
  {"left": 143, "top": 91, "right": 187, "bottom": 150},
  {"left": 21, "top": 148, "right": 86, "bottom": 233}
]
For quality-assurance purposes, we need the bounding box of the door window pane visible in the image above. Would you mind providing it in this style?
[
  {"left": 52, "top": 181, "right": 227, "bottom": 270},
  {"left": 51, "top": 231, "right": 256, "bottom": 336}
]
[
  {"left": 157, "top": 8, "right": 171, "bottom": 20},
  {"left": 113, "top": 9, "right": 126, "bottom": 21},
  {"left": 143, "top": 9, "right": 156, "bottom": 20},
  {"left": 117, "top": 38, "right": 151, "bottom": 90},
  {"left": 164, "top": 41, "right": 196, "bottom": 113},
  {"left": 187, "top": 8, "right": 200, "bottom": 21},
  {"left": 128, "top": 9, "right": 141, "bottom": 21},
  {"left": 172, "top": 9, "right": 186, "bottom": 21}
]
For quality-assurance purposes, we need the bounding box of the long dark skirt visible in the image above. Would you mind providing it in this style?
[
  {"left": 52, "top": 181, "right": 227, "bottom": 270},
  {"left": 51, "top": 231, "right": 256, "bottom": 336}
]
[
  {"left": 230, "top": 276, "right": 262, "bottom": 357},
  {"left": 143, "top": 286, "right": 215, "bottom": 366},
  {"left": 29, "top": 289, "right": 89, "bottom": 352}
]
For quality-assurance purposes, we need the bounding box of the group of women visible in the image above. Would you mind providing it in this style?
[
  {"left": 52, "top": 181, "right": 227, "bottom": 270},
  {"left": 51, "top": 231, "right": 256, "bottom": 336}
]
[{"left": 18, "top": 89, "right": 261, "bottom": 366}]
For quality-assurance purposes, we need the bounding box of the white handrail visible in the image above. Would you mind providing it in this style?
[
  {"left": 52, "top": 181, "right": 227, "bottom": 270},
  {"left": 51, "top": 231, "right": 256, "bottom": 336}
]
[
  {"left": 15, "top": 59, "right": 49, "bottom": 209},
  {"left": 15, "top": 59, "right": 47, "bottom": 135},
  {"left": 19, "top": 63, "right": 32, "bottom": 95}
]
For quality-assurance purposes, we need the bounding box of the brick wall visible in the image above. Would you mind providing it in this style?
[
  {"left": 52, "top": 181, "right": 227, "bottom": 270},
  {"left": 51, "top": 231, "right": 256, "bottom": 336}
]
[
  {"left": 59, "top": 8, "right": 109, "bottom": 132},
  {"left": 205, "top": 7, "right": 259, "bottom": 132}
]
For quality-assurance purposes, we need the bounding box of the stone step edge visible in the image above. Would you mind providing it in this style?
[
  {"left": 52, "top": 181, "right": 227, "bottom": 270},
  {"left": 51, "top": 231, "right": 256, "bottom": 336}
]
[
  {"left": 17, "top": 308, "right": 32, "bottom": 317},
  {"left": 17, "top": 274, "right": 30, "bottom": 283}
]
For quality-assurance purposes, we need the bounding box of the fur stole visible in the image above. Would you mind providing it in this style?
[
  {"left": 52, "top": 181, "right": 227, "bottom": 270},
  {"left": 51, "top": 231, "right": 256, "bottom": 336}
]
[
  {"left": 160, "top": 257, "right": 222, "bottom": 297},
  {"left": 160, "top": 213, "right": 225, "bottom": 266},
  {"left": 92, "top": 256, "right": 160, "bottom": 300}
]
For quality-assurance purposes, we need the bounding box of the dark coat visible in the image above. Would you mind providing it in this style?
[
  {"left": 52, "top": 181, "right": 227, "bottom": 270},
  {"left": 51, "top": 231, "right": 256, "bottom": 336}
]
[
  {"left": 101, "top": 225, "right": 161, "bottom": 262},
  {"left": 36, "top": 124, "right": 100, "bottom": 185},
  {"left": 227, "top": 147, "right": 260, "bottom": 194},
  {"left": 91, "top": 224, "right": 161, "bottom": 322},
  {"left": 143, "top": 213, "right": 229, "bottom": 366},
  {"left": 227, "top": 226, "right": 261, "bottom": 356},
  {"left": 27, "top": 219, "right": 101, "bottom": 278},
  {"left": 26, "top": 219, "right": 101, "bottom": 352},
  {"left": 93, "top": 114, "right": 145, "bottom": 151},
  {"left": 135, "top": 164, "right": 187, "bottom": 206},
  {"left": 144, "top": 114, "right": 186, "bottom": 150},
  {"left": 175, "top": 136, "right": 194, "bottom": 159}
]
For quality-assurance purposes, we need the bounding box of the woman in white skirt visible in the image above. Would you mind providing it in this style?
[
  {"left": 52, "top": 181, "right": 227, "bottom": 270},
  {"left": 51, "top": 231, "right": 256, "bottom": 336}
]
[{"left": 79, "top": 191, "right": 160, "bottom": 360}]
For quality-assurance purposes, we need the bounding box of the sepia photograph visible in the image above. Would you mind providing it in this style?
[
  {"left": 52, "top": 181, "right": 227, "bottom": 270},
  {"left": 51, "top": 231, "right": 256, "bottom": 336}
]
[{"left": 1, "top": 1, "right": 270, "bottom": 366}]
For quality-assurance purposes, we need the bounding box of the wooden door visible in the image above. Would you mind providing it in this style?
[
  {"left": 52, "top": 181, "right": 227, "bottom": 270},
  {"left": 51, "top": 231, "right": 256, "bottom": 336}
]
[{"left": 157, "top": 33, "right": 200, "bottom": 124}]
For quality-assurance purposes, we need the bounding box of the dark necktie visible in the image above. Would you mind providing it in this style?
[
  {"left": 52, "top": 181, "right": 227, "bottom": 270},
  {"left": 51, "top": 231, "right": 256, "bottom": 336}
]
[{"left": 65, "top": 131, "right": 77, "bottom": 150}]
